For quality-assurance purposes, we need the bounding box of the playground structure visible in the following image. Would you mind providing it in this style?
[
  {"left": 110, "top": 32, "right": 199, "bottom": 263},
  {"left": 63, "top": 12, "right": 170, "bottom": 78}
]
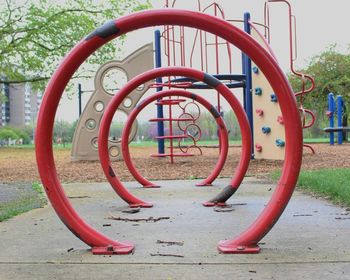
[
  {"left": 71, "top": 43, "right": 154, "bottom": 161},
  {"left": 71, "top": 0, "right": 316, "bottom": 162},
  {"left": 324, "top": 93, "right": 349, "bottom": 144},
  {"left": 35, "top": 1, "right": 313, "bottom": 255}
]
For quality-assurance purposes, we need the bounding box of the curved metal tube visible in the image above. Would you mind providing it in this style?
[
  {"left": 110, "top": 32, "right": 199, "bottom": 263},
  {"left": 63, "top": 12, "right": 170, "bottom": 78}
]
[
  {"left": 98, "top": 67, "right": 251, "bottom": 204},
  {"left": 35, "top": 9, "right": 302, "bottom": 254}
]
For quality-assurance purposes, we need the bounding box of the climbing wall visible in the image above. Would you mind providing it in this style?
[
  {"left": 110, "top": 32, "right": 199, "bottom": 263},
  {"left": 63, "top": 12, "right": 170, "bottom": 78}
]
[
  {"left": 251, "top": 29, "right": 285, "bottom": 160},
  {"left": 71, "top": 43, "right": 154, "bottom": 161}
]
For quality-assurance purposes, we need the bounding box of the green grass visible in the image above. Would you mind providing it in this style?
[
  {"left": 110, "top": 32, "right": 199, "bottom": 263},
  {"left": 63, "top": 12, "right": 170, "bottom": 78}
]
[
  {"left": 31, "top": 182, "right": 46, "bottom": 198},
  {"left": 129, "top": 141, "right": 158, "bottom": 147},
  {"left": 3, "top": 138, "right": 341, "bottom": 149},
  {"left": 0, "top": 182, "right": 47, "bottom": 222},
  {"left": 303, "top": 138, "right": 330, "bottom": 143},
  {"left": 129, "top": 139, "right": 242, "bottom": 147},
  {"left": 271, "top": 168, "right": 350, "bottom": 206},
  {"left": 2, "top": 143, "right": 72, "bottom": 150}
]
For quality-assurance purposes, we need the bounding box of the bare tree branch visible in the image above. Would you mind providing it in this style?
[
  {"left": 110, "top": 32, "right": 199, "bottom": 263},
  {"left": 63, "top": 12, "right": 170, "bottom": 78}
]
[{"left": 0, "top": 74, "right": 93, "bottom": 84}]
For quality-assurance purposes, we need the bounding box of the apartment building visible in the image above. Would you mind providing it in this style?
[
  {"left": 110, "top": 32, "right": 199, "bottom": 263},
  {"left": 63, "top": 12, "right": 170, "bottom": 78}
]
[{"left": 0, "top": 83, "right": 42, "bottom": 128}]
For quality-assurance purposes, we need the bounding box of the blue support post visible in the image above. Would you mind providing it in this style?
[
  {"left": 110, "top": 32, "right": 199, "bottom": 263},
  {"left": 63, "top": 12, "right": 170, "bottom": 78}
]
[
  {"left": 328, "top": 93, "right": 335, "bottom": 145},
  {"left": 243, "top": 12, "right": 254, "bottom": 158},
  {"left": 154, "top": 30, "right": 165, "bottom": 154},
  {"left": 337, "top": 95, "right": 344, "bottom": 144},
  {"left": 241, "top": 49, "right": 247, "bottom": 111}
]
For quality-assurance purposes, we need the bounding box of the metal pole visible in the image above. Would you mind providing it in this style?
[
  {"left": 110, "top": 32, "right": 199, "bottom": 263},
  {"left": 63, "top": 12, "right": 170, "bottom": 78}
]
[
  {"left": 154, "top": 30, "right": 165, "bottom": 154},
  {"left": 243, "top": 12, "right": 254, "bottom": 158},
  {"left": 342, "top": 103, "right": 348, "bottom": 142},
  {"left": 78, "top": 83, "right": 82, "bottom": 117},
  {"left": 241, "top": 51, "right": 247, "bottom": 112},
  {"left": 337, "top": 95, "right": 343, "bottom": 144},
  {"left": 328, "top": 93, "right": 335, "bottom": 145}
]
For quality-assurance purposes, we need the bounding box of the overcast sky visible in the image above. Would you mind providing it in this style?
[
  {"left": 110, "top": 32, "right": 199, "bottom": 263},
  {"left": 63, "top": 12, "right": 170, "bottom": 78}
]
[{"left": 56, "top": 0, "right": 350, "bottom": 122}]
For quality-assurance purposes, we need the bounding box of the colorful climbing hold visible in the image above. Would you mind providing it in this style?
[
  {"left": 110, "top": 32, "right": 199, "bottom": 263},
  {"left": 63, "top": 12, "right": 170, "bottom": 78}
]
[
  {"left": 270, "top": 93, "right": 278, "bottom": 103},
  {"left": 255, "top": 87, "right": 263, "bottom": 96},
  {"left": 275, "top": 139, "right": 285, "bottom": 147},
  {"left": 256, "top": 109, "right": 264, "bottom": 117},
  {"left": 262, "top": 126, "right": 271, "bottom": 134},
  {"left": 252, "top": 66, "right": 259, "bottom": 74},
  {"left": 255, "top": 144, "right": 262, "bottom": 152},
  {"left": 277, "top": 116, "right": 284, "bottom": 125}
]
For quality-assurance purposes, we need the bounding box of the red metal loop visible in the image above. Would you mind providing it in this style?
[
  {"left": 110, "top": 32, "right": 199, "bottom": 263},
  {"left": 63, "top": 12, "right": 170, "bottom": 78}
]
[
  {"left": 185, "top": 123, "right": 202, "bottom": 142},
  {"left": 98, "top": 66, "right": 248, "bottom": 195},
  {"left": 299, "top": 107, "right": 316, "bottom": 129},
  {"left": 177, "top": 112, "right": 195, "bottom": 131},
  {"left": 178, "top": 144, "right": 203, "bottom": 155},
  {"left": 303, "top": 144, "right": 315, "bottom": 155},
  {"left": 35, "top": 9, "right": 302, "bottom": 254},
  {"left": 294, "top": 73, "right": 315, "bottom": 97},
  {"left": 183, "top": 100, "right": 201, "bottom": 120},
  {"left": 115, "top": 88, "right": 227, "bottom": 189}
]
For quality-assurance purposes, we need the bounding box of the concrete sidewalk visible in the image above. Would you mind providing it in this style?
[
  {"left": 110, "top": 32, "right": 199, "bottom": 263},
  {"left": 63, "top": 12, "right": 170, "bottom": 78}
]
[{"left": 0, "top": 177, "right": 349, "bottom": 279}]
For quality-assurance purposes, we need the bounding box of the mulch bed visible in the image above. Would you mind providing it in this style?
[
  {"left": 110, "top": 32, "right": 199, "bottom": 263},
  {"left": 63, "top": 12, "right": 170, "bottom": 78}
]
[{"left": 0, "top": 143, "right": 349, "bottom": 184}]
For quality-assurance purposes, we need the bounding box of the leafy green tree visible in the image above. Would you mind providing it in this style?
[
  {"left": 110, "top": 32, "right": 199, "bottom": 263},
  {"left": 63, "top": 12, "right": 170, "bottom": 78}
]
[
  {"left": 67, "top": 120, "right": 78, "bottom": 142},
  {"left": 195, "top": 111, "right": 219, "bottom": 140},
  {"left": 23, "top": 124, "right": 35, "bottom": 142},
  {"left": 223, "top": 110, "right": 240, "bottom": 140},
  {"left": 0, "top": 128, "right": 19, "bottom": 145},
  {"left": 289, "top": 46, "right": 350, "bottom": 113},
  {"left": 9, "top": 127, "right": 31, "bottom": 144},
  {"left": 0, "top": 0, "right": 151, "bottom": 90},
  {"left": 289, "top": 46, "right": 350, "bottom": 137},
  {"left": 53, "top": 120, "right": 78, "bottom": 144}
]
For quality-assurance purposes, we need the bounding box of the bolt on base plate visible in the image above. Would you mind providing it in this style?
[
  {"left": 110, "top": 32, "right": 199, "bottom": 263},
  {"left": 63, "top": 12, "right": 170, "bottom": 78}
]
[
  {"left": 202, "top": 201, "right": 228, "bottom": 207},
  {"left": 195, "top": 182, "right": 213, "bottom": 187},
  {"left": 92, "top": 242, "right": 134, "bottom": 255},
  {"left": 218, "top": 240, "right": 260, "bottom": 254},
  {"left": 142, "top": 184, "right": 161, "bottom": 188},
  {"left": 129, "top": 202, "right": 153, "bottom": 208}
]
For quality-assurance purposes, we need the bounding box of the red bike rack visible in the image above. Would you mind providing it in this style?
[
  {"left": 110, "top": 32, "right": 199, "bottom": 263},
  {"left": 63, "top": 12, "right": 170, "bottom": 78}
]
[
  {"left": 35, "top": 9, "right": 302, "bottom": 255},
  {"left": 99, "top": 68, "right": 237, "bottom": 189},
  {"left": 98, "top": 67, "right": 251, "bottom": 206},
  {"left": 119, "top": 89, "right": 228, "bottom": 188},
  {"left": 107, "top": 89, "right": 228, "bottom": 187}
]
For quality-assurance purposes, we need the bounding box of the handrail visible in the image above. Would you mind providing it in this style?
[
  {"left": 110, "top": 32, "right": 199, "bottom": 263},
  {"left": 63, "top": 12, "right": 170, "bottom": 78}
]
[
  {"left": 263, "top": 2, "right": 271, "bottom": 43},
  {"left": 202, "top": 2, "right": 225, "bottom": 18},
  {"left": 266, "top": 0, "right": 315, "bottom": 96},
  {"left": 227, "top": 19, "right": 270, "bottom": 32},
  {"left": 248, "top": 20, "right": 278, "bottom": 62},
  {"left": 166, "top": 0, "right": 201, "bottom": 9},
  {"left": 266, "top": 0, "right": 316, "bottom": 154}
]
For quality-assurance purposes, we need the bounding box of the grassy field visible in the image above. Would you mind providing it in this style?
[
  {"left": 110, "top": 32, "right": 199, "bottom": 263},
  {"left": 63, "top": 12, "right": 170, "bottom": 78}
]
[
  {"left": 0, "top": 183, "right": 46, "bottom": 222},
  {"left": 271, "top": 168, "right": 350, "bottom": 207},
  {"left": 303, "top": 138, "right": 330, "bottom": 143},
  {"left": 4, "top": 137, "right": 332, "bottom": 149}
]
